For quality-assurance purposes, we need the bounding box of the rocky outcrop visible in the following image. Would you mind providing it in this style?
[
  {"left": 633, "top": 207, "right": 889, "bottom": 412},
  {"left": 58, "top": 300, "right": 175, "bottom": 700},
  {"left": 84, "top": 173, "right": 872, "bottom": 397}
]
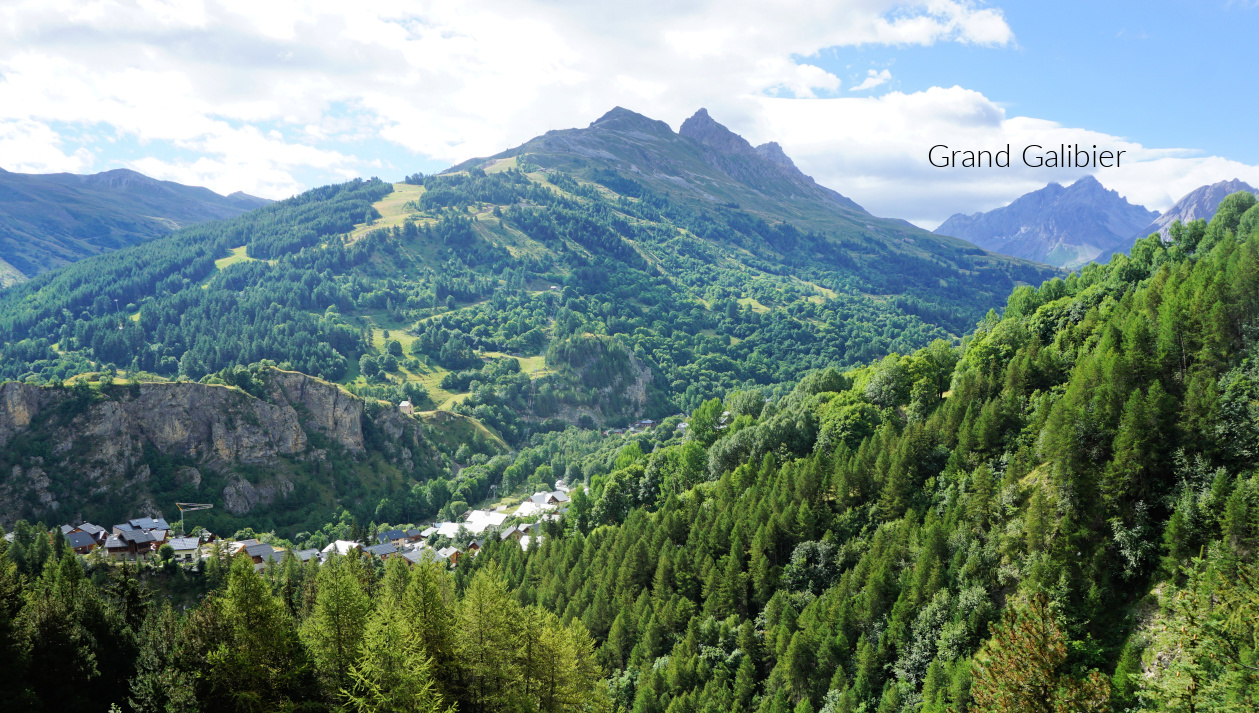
[
  {"left": 0, "top": 368, "right": 426, "bottom": 525},
  {"left": 0, "top": 380, "right": 309, "bottom": 462},
  {"left": 678, "top": 108, "right": 867, "bottom": 213},
  {"left": 269, "top": 369, "right": 366, "bottom": 452},
  {"left": 223, "top": 475, "right": 296, "bottom": 516}
]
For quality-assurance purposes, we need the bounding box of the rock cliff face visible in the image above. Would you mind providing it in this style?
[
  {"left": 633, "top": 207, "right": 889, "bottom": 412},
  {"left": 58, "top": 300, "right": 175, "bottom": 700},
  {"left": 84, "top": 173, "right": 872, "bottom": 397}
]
[
  {"left": 934, "top": 176, "right": 1158, "bottom": 268},
  {"left": 0, "top": 368, "right": 429, "bottom": 526},
  {"left": 677, "top": 108, "right": 866, "bottom": 212}
]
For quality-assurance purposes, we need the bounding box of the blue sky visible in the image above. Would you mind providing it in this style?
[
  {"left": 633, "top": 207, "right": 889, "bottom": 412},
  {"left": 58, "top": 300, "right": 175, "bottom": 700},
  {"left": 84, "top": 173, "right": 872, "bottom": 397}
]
[
  {"left": 0, "top": 0, "right": 1255, "bottom": 227},
  {"left": 811, "top": 0, "right": 1256, "bottom": 163}
]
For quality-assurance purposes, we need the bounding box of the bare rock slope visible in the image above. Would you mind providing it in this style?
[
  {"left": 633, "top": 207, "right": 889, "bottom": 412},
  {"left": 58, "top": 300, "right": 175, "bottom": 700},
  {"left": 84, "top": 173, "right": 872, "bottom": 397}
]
[{"left": 0, "top": 368, "right": 445, "bottom": 526}]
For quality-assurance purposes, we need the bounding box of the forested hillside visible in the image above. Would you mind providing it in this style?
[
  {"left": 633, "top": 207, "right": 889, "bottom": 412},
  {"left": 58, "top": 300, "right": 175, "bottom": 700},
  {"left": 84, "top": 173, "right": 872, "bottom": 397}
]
[
  {"left": 453, "top": 191, "right": 1259, "bottom": 713},
  {"left": 0, "top": 111, "right": 1057, "bottom": 452},
  {"left": 2, "top": 193, "right": 1257, "bottom": 713}
]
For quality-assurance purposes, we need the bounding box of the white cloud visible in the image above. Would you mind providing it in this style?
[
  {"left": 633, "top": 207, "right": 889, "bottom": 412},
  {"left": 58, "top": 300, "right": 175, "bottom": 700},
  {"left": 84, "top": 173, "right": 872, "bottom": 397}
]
[
  {"left": 850, "top": 69, "right": 893, "bottom": 92},
  {"left": 0, "top": 0, "right": 1012, "bottom": 198},
  {"left": 0, "top": 119, "right": 94, "bottom": 173},
  {"left": 1, "top": 0, "right": 1255, "bottom": 229},
  {"left": 751, "top": 88, "right": 1259, "bottom": 227}
]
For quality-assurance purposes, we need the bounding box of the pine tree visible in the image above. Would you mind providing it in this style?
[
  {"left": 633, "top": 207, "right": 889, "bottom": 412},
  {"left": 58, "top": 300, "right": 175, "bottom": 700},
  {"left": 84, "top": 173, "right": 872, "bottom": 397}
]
[
  {"left": 214, "top": 553, "right": 312, "bottom": 709},
  {"left": 458, "top": 566, "right": 524, "bottom": 712},
  {"left": 971, "top": 594, "right": 1110, "bottom": 713},
  {"left": 403, "top": 560, "right": 461, "bottom": 698},
  {"left": 303, "top": 553, "right": 371, "bottom": 694},
  {"left": 343, "top": 604, "right": 453, "bottom": 713}
]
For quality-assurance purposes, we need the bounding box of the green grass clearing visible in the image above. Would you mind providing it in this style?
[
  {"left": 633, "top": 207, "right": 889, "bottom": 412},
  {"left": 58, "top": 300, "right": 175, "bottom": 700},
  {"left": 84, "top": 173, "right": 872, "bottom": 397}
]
[
  {"left": 199, "top": 246, "right": 261, "bottom": 289},
  {"left": 349, "top": 183, "right": 425, "bottom": 242}
]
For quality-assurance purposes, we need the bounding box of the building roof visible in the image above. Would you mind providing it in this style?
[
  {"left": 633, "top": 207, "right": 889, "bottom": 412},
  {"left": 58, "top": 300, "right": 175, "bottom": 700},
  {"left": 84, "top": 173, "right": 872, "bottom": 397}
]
[
  {"left": 295, "top": 548, "right": 321, "bottom": 562},
  {"left": 500, "top": 525, "right": 519, "bottom": 540},
  {"left": 514, "top": 501, "right": 544, "bottom": 517},
  {"left": 78, "top": 523, "right": 106, "bottom": 536},
  {"left": 365, "top": 543, "right": 398, "bottom": 557},
  {"left": 168, "top": 537, "right": 200, "bottom": 551},
  {"left": 60, "top": 524, "right": 75, "bottom": 535},
  {"left": 463, "top": 510, "right": 508, "bottom": 534},
  {"left": 321, "top": 540, "right": 361, "bottom": 556},
  {"left": 66, "top": 531, "right": 96, "bottom": 549},
  {"left": 113, "top": 523, "right": 135, "bottom": 533},
  {"left": 128, "top": 517, "right": 171, "bottom": 531},
  {"left": 436, "top": 546, "right": 461, "bottom": 560},
  {"left": 105, "top": 535, "right": 125, "bottom": 549},
  {"left": 376, "top": 529, "right": 406, "bottom": 543},
  {"left": 434, "top": 522, "right": 462, "bottom": 538},
  {"left": 403, "top": 548, "right": 444, "bottom": 565},
  {"left": 404, "top": 528, "right": 423, "bottom": 538},
  {"left": 420, "top": 527, "right": 438, "bottom": 538},
  {"left": 245, "top": 543, "right": 281, "bottom": 562},
  {"left": 121, "top": 530, "right": 156, "bottom": 544}
]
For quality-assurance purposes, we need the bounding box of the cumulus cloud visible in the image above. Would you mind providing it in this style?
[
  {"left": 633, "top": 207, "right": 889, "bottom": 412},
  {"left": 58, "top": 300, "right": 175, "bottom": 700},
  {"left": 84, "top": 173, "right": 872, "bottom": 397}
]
[
  {"left": 850, "top": 69, "right": 893, "bottom": 92},
  {"left": 1, "top": 0, "right": 1254, "bottom": 228},
  {"left": 0, "top": 119, "right": 94, "bottom": 173},
  {"left": 751, "top": 88, "right": 1259, "bottom": 227},
  {"left": 0, "top": 0, "right": 1011, "bottom": 198}
]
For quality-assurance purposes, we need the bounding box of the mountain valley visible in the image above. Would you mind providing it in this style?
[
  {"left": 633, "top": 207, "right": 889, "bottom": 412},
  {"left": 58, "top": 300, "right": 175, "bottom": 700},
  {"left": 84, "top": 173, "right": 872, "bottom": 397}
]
[{"left": 1, "top": 108, "right": 1258, "bottom": 713}]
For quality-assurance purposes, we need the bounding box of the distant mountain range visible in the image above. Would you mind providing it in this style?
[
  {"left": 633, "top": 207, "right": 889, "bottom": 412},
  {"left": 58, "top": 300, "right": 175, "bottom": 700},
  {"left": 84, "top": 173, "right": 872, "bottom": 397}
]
[
  {"left": 933, "top": 176, "right": 1157, "bottom": 268},
  {"left": 935, "top": 176, "right": 1259, "bottom": 269},
  {"left": 0, "top": 167, "right": 269, "bottom": 285}
]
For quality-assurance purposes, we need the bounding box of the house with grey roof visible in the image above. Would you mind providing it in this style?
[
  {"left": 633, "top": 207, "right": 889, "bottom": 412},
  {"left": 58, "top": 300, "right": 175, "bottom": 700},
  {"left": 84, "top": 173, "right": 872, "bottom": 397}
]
[
  {"left": 66, "top": 530, "right": 98, "bottom": 554},
  {"left": 402, "top": 548, "right": 445, "bottom": 566},
  {"left": 78, "top": 522, "right": 107, "bottom": 539},
  {"left": 105, "top": 535, "right": 128, "bottom": 558},
  {"left": 167, "top": 537, "right": 201, "bottom": 563},
  {"left": 375, "top": 529, "right": 407, "bottom": 545},
  {"left": 365, "top": 543, "right": 398, "bottom": 559}
]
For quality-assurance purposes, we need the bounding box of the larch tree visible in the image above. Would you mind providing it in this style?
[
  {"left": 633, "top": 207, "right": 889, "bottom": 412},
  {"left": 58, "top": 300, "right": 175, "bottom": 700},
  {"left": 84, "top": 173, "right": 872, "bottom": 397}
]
[{"left": 971, "top": 593, "right": 1110, "bottom": 713}]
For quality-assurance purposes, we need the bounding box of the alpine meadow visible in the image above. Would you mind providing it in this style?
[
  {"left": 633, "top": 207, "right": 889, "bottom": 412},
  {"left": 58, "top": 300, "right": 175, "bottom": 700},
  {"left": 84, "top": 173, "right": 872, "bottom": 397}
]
[{"left": 2, "top": 6, "right": 1259, "bottom": 712}]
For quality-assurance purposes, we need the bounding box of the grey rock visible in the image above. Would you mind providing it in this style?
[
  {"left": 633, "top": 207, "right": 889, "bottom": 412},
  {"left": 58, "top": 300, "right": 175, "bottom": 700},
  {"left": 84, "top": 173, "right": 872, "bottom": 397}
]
[{"left": 935, "top": 176, "right": 1157, "bottom": 268}]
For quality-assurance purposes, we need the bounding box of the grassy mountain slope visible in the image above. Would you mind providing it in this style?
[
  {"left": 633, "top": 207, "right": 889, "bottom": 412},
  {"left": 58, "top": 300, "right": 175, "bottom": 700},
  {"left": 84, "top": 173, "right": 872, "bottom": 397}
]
[
  {"left": 0, "top": 109, "right": 1058, "bottom": 447},
  {"left": 0, "top": 166, "right": 269, "bottom": 279},
  {"left": 453, "top": 107, "right": 1052, "bottom": 299}
]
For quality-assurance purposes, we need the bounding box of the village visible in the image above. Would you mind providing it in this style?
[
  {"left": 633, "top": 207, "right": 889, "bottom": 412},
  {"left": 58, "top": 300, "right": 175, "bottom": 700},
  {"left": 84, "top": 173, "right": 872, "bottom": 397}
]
[{"left": 45, "top": 485, "right": 572, "bottom": 572}]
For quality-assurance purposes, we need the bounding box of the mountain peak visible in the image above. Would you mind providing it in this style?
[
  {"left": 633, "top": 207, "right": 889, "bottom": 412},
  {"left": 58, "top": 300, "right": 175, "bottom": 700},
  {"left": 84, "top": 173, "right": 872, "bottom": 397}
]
[
  {"left": 679, "top": 108, "right": 757, "bottom": 155},
  {"left": 589, "top": 106, "right": 673, "bottom": 135},
  {"left": 935, "top": 178, "right": 1157, "bottom": 268}
]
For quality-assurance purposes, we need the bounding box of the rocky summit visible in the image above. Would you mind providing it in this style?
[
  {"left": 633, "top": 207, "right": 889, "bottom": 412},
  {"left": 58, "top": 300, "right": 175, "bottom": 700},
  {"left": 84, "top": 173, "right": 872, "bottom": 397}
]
[{"left": 934, "top": 175, "right": 1158, "bottom": 268}]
